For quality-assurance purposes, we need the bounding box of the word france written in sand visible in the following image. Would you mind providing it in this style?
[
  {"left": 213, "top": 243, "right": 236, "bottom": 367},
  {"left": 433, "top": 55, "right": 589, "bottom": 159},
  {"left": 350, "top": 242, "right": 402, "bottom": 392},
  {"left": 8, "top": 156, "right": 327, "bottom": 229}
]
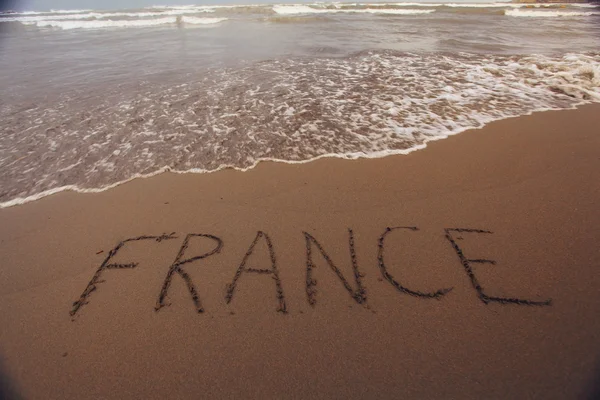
[{"left": 70, "top": 226, "right": 552, "bottom": 318}]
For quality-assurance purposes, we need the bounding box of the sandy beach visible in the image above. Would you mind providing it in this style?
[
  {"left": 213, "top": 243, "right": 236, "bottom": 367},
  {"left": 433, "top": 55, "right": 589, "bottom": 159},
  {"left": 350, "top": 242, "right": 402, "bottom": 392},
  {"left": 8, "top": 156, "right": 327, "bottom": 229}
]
[{"left": 0, "top": 104, "right": 599, "bottom": 399}]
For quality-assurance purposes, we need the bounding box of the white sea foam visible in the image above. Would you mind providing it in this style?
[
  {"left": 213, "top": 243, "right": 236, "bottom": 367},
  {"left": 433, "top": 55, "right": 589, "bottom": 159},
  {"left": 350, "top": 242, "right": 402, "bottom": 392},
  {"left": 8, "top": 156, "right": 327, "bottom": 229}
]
[
  {"left": 505, "top": 8, "right": 599, "bottom": 17},
  {"left": 4, "top": 13, "right": 147, "bottom": 22},
  {"left": 2, "top": 14, "right": 92, "bottom": 21},
  {"left": 21, "top": 16, "right": 227, "bottom": 30},
  {"left": 362, "top": 9, "right": 435, "bottom": 14},
  {"left": 3, "top": 9, "right": 217, "bottom": 23},
  {"left": 0, "top": 102, "right": 587, "bottom": 210},
  {"left": 161, "top": 8, "right": 217, "bottom": 15},
  {"left": 149, "top": 5, "right": 204, "bottom": 10},
  {"left": 361, "top": 3, "right": 443, "bottom": 7},
  {"left": 48, "top": 9, "right": 92, "bottom": 14},
  {"left": 272, "top": 5, "right": 326, "bottom": 15},
  {"left": 338, "top": 2, "right": 593, "bottom": 8},
  {"left": 1, "top": 51, "right": 598, "bottom": 208},
  {"left": 438, "top": 3, "right": 589, "bottom": 8},
  {"left": 443, "top": 3, "right": 516, "bottom": 8},
  {"left": 22, "top": 17, "right": 174, "bottom": 29}
]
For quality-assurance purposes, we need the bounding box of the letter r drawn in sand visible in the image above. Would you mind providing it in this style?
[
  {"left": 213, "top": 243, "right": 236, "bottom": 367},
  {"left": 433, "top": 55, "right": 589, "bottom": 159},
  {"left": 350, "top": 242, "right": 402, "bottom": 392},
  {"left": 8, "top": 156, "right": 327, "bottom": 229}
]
[{"left": 155, "top": 233, "right": 223, "bottom": 313}]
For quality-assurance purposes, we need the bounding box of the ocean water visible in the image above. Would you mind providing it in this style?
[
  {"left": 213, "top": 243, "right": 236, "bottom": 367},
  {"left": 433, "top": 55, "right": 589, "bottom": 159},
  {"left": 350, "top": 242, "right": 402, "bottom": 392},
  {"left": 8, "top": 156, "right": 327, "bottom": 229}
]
[{"left": 1, "top": 2, "right": 599, "bottom": 207}]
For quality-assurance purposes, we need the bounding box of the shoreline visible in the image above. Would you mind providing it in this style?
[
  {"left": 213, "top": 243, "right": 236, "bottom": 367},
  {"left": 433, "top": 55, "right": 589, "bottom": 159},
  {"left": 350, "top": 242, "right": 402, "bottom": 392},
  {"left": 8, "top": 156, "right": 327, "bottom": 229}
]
[
  {"left": 0, "top": 105, "right": 599, "bottom": 399},
  {"left": 2, "top": 102, "right": 597, "bottom": 209}
]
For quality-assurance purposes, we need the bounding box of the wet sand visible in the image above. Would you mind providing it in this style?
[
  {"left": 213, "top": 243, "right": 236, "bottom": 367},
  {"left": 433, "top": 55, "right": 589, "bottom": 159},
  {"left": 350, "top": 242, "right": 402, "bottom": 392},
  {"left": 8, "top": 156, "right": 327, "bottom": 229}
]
[{"left": 0, "top": 105, "right": 599, "bottom": 399}]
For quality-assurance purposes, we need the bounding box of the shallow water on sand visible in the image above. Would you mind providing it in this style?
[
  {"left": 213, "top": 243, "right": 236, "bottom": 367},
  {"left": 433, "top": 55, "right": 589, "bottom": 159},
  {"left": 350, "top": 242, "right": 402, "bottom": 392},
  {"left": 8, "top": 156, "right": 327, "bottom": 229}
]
[{"left": 1, "top": 2, "right": 599, "bottom": 206}]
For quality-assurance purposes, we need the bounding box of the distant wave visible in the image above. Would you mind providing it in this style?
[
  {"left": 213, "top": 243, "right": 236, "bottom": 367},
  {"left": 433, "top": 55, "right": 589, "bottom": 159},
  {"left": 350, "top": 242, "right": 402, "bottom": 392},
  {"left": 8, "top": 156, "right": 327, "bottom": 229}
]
[
  {"left": 22, "top": 16, "right": 227, "bottom": 30},
  {"left": 570, "top": 3, "right": 600, "bottom": 7},
  {"left": 4, "top": 2, "right": 599, "bottom": 30},
  {"left": 272, "top": 5, "right": 434, "bottom": 15},
  {"left": 341, "top": 2, "right": 596, "bottom": 9},
  {"left": 48, "top": 9, "right": 92, "bottom": 14},
  {"left": 505, "top": 9, "right": 600, "bottom": 17},
  {"left": 3, "top": 9, "right": 217, "bottom": 22}
]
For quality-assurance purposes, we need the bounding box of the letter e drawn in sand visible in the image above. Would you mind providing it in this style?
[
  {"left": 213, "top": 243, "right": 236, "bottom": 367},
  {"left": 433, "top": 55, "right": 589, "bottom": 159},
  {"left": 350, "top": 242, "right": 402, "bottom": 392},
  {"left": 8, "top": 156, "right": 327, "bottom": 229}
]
[
  {"left": 377, "top": 227, "right": 453, "bottom": 299},
  {"left": 304, "top": 229, "right": 367, "bottom": 307},
  {"left": 225, "top": 231, "right": 287, "bottom": 313},
  {"left": 70, "top": 232, "right": 178, "bottom": 317},
  {"left": 444, "top": 228, "right": 551, "bottom": 306},
  {"left": 155, "top": 233, "right": 223, "bottom": 313}
]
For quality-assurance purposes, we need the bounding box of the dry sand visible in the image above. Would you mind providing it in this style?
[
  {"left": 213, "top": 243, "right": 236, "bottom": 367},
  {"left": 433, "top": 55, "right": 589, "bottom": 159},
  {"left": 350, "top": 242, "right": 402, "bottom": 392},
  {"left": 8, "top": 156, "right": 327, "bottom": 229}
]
[{"left": 0, "top": 105, "right": 599, "bottom": 399}]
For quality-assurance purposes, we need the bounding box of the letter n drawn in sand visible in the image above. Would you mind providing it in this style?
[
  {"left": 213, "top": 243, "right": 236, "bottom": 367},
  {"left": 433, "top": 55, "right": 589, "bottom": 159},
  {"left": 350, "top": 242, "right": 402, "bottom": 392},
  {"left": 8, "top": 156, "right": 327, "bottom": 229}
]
[
  {"left": 377, "top": 227, "right": 452, "bottom": 299},
  {"left": 155, "top": 233, "right": 223, "bottom": 313},
  {"left": 225, "top": 231, "right": 287, "bottom": 313},
  {"left": 70, "top": 232, "right": 178, "bottom": 317},
  {"left": 304, "top": 229, "right": 367, "bottom": 306},
  {"left": 444, "top": 228, "right": 551, "bottom": 306}
]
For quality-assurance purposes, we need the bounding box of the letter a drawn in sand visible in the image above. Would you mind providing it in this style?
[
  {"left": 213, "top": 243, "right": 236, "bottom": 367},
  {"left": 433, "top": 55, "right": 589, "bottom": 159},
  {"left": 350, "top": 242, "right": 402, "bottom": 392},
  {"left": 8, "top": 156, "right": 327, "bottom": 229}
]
[{"left": 225, "top": 231, "right": 287, "bottom": 313}]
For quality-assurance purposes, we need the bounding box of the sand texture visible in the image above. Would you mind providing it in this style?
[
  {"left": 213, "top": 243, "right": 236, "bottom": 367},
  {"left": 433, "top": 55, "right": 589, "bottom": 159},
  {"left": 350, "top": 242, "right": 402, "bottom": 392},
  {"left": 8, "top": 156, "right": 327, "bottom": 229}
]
[{"left": 0, "top": 105, "right": 599, "bottom": 399}]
